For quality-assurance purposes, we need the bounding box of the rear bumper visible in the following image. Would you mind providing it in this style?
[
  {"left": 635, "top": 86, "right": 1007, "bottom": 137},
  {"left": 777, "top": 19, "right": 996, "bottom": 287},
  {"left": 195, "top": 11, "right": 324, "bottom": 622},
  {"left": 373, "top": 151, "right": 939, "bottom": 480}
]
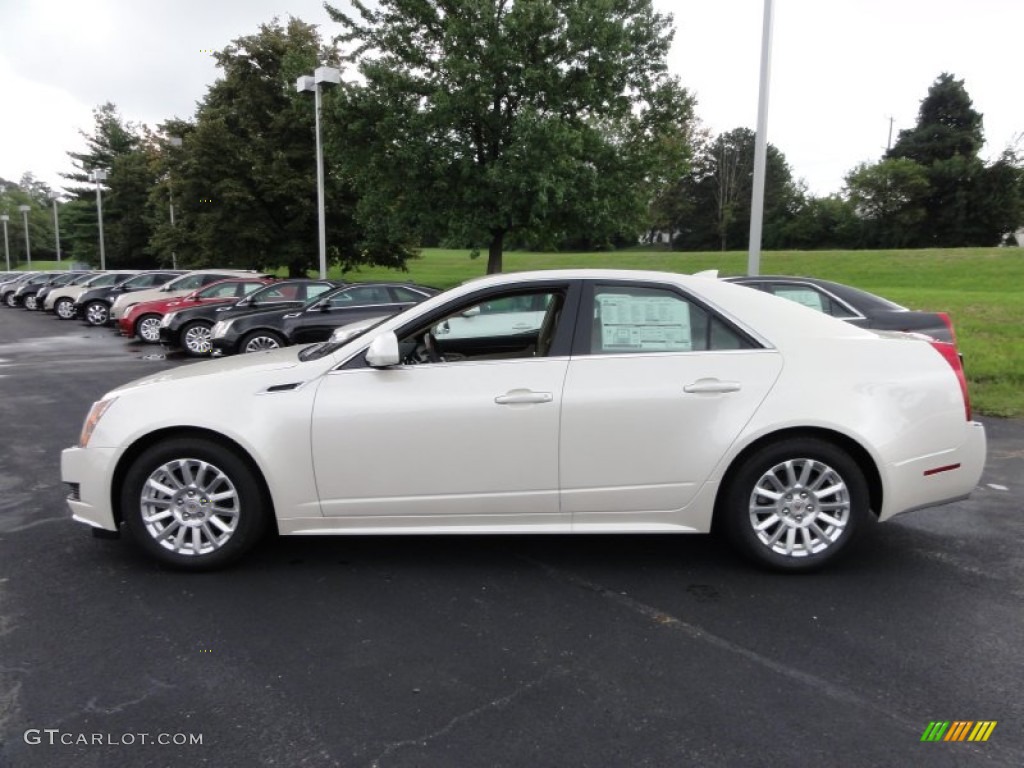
[{"left": 879, "top": 421, "right": 987, "bottom": 522}]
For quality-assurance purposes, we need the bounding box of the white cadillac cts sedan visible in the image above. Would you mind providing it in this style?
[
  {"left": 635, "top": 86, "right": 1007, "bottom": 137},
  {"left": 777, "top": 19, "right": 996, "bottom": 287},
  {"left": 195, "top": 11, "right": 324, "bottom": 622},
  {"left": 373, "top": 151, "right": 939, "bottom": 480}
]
[{"left": 62, "top": 270, "right": 986, "bottom": 572}]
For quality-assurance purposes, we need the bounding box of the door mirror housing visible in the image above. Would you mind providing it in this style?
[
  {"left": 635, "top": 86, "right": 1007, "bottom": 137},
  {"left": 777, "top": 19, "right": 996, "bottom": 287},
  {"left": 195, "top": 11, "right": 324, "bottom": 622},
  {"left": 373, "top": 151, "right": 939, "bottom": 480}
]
[{"left": 365, "top": 332, "right": 400, "bottom": 368}]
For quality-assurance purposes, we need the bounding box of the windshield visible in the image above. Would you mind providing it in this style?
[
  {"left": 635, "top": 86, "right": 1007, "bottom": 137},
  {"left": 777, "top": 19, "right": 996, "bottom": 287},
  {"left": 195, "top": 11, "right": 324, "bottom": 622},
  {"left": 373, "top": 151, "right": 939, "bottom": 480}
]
[
  {"left": 120, "top": 273, "right": 157, "bottom": 289},
  {"left": 83, "top": 273, "right": 122, "bottom": 287},
  {"left": 164, "top": 273, "right": 209, "bottom": 291}
]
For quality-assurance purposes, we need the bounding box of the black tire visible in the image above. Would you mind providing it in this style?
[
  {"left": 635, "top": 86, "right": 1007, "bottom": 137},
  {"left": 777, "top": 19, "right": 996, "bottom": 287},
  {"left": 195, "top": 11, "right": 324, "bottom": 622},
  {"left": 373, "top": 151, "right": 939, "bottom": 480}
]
[
  {"left": 84, "top": 300, "right": 109, "bottom": 326},
  {"left": 240, "top": 330, "right": 285, "bottom": 354},
  {"left": 180, "top": 320, "right": 214, "bottom": 357},
  {"left": 55, "top": 297, "right": 76, "bottom": 319},
  {"left": 4, "top": 293, "right": 18, "bottom": 308},
  {"left": 121, "top": 437, "right": 270, "bottom": 570},
  {"left": 721, "top": 437, "right": 869, "bottom": 572},
  {"left": 135, "top": 313, "right": 163, "bottom": 343}
]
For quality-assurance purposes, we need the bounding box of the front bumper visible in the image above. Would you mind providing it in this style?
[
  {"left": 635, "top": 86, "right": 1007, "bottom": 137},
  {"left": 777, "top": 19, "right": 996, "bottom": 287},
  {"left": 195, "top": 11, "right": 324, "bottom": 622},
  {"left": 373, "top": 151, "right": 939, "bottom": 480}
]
[{"left": 61, "top": 445, "right": 119, "bottom": 531}]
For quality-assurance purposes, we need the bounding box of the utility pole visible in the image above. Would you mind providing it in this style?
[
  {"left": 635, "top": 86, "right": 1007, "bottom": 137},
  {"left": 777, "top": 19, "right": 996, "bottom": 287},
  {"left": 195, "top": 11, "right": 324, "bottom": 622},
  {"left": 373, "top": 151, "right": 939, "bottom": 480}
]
[{"left": 886, "top": 116, "right": 895, "bottom": 152}]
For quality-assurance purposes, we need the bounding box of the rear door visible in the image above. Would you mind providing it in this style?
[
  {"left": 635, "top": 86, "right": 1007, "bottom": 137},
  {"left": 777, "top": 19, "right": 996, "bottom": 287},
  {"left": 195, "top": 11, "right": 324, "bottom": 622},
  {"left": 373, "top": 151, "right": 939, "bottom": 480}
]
[{"left": 560, "top": 280, "right": 783, "bottom": 531}]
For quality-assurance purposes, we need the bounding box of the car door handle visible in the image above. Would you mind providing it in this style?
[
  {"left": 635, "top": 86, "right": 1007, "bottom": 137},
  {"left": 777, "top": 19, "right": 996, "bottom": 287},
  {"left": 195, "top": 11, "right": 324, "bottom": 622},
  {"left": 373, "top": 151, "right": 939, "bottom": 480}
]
[
  {"left": 683, "top": 378, "right": 741, "bottom": 394},
  {"left": 494, "top": 390, "right": 553, "bottom": 405}
]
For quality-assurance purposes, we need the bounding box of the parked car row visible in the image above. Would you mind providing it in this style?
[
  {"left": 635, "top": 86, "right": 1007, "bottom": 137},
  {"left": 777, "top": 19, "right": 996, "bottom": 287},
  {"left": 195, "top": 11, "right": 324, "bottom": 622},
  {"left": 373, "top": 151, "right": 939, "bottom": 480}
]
[{"left": 0, "top": 268, "right": 440, "bottom": 357}]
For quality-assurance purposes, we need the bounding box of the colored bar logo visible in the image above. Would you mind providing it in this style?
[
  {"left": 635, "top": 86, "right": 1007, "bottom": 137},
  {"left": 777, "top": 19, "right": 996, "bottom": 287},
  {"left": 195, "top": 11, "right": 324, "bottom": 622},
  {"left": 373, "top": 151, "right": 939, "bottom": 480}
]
[{"left": 921, "top": 721, "right": 997, "bottom": 742}]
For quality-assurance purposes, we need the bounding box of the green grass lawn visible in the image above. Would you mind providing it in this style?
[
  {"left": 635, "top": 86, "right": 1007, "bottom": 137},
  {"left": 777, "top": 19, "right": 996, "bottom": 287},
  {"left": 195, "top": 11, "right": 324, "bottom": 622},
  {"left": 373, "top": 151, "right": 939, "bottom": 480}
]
[
  {"left": 345, "top": 246, "right": 1024, "bottom": 418},
  {"left": 17, "top": 248, "right": 1023, "bottom": 417}
]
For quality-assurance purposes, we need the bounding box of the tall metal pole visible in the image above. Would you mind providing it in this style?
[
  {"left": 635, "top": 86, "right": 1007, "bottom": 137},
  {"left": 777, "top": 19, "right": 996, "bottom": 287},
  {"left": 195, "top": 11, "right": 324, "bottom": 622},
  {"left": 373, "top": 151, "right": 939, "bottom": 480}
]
[
  {"left": 18, "top": 205, "right": 32, "bottom": 268},
  {"left": 747, "top": 0, "right": 775, "bottom": 277},
  {"left": 1, "top": 215, "right": 10, "bottom": 271},
  {"left": 168, "top": 136, "right": 182, "bottom": 270},
  {"left": 314, "top": 82, "right": 328, "bottom": 280},
  {"left": 51, "top": 195, "right": 62, "bottom": 265},
  {"left": 92, "top": 171, "right": 108, "bottom": 270}
]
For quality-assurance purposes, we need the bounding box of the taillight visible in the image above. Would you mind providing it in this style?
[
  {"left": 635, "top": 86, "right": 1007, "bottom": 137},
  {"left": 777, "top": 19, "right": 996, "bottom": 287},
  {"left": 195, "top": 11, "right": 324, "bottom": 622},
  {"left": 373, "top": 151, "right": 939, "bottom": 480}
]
[
  {"left": 937, "top": 312, "right": 957, "bottom": 345},
  {"left": 930, "top": 341, "right": 971, "bottom": 421}
]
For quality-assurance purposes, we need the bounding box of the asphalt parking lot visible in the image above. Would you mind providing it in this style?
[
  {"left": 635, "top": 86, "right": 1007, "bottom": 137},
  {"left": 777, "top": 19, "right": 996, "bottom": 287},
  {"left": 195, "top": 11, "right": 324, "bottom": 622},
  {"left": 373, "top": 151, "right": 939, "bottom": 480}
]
[{"left": 0, "top": 306, "right": 1021, "bottom": 768}]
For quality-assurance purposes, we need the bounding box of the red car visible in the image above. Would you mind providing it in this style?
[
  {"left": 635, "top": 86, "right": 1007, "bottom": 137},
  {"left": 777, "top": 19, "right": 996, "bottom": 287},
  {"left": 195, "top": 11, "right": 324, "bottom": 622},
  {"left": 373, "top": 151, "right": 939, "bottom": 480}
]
[{"left": 119, "top": 277, "right": 276, "bottom": 343}]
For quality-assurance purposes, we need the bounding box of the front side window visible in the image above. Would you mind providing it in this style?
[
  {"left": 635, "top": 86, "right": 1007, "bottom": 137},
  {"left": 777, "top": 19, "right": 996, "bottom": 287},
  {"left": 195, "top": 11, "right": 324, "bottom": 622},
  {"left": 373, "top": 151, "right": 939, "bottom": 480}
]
[
  {"left": 399, "top": 288, "right": 565, "bottom": 364},
  {"left": 590, "top": 284, "right": 753, "bottom": 353}
]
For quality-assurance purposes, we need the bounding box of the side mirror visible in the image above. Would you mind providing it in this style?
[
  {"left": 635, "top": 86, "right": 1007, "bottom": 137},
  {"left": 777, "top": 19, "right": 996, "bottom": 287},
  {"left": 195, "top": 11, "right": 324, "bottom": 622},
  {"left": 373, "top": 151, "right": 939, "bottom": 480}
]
[{"left": 365, "top": 332, "right": 400, "bottom": 368}]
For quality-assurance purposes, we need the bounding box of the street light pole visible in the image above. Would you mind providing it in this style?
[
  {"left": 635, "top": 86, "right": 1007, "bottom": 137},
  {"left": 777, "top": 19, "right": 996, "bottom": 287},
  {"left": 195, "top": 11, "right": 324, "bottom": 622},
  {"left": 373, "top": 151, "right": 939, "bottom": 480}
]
[
  {"left": 168, "top": 136, "right": 182, "bottom": 269},
  {"left": 1, "top": 215, "right": 10, "bottom": 271},
  {"left": 18, "top": 204, "right": 32, "bottom": 268},
  {"left": 50, "top": 192, "right": 62, "bottom": 266},
  {"left": 91, "top": 170, "right": 108, "bottom": 270},
  {"left": 747, "top": 0, "right": 775, "bottom": 277},
  {"left": 297, "top": 65, "right": 341, "bottom": 279}
]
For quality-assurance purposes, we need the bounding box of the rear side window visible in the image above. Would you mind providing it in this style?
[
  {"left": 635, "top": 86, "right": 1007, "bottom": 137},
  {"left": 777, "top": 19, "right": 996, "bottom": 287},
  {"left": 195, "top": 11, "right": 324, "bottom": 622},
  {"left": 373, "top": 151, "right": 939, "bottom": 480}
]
[{"left": 590, "top": 285, "right": 755, "bottom": 353}]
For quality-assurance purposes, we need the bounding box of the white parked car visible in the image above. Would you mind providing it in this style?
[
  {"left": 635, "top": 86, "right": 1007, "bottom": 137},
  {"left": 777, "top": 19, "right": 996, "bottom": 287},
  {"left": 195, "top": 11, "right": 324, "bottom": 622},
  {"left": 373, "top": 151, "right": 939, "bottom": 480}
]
[{"left": 62, "top": 270, "right": 986, "bottom": 572}]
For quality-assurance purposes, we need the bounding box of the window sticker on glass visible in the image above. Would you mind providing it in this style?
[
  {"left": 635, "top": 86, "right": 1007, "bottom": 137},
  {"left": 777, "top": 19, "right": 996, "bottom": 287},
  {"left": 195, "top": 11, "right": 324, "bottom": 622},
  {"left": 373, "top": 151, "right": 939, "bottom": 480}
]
[
  {"left": 596, "top": 293, "right": 692, "bottom": 351},
  {"left": 774, "top": 288, "right": 824, "bottom": 312}
]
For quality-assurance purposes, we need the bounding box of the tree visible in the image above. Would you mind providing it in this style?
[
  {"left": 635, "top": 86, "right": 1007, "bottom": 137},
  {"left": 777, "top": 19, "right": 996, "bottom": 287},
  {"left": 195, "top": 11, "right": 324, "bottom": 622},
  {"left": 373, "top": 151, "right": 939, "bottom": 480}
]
[
  {"left": 150, "top": 18, "right": 414, "bottom": 276},
  {"left": 327, "top": 0, "right": 696, "bottom": 272},
  {"left": 60, "top": 103, "right": 156, "bottom": 267},
  {"left": 884, "top": 72, "right": 1021, "bottom": 246},
  {"left": 844, "top": 158, "right": 930, "bottom": 247},
  {"left": 0, "top": 175, "right": 60, "bottom": 264},
  {"left": 671, "top": 128, "right": 798, "bottom": 251}
]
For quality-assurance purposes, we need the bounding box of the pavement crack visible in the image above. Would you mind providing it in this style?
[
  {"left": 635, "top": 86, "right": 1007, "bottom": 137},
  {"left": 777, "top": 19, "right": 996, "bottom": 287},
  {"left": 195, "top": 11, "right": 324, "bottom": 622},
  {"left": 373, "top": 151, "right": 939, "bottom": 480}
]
[
  {"left": 365, "top": 666, "right": 566, "bottom": 768},
  {"left": 84, "top": 676, "right": 175, "bottom": 715}
]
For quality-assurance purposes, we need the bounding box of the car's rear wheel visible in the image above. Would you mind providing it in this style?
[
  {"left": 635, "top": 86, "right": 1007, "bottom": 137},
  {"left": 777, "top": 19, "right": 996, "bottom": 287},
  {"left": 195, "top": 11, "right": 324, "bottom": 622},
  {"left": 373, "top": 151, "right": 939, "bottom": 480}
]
[
  {"left": 121, "top": 437, "right": 270, "bottom": 570},
  {"left": 135, "top": 314, "right": 162, "bottom": 343},
  {"left": 241, "top": 330, "right": 284, "bottom": 353},
  {"left": 84, "top": 300, "right": 109, "bottom": 326},
  {"left": 55, "top": 297, "right": 76, "bottom": 319},
  {"left": 181, "top": 321, "right": 214, "bottom": 356},
  {"left": 721, "top": 438, "right": 869, "bottom": 572}
]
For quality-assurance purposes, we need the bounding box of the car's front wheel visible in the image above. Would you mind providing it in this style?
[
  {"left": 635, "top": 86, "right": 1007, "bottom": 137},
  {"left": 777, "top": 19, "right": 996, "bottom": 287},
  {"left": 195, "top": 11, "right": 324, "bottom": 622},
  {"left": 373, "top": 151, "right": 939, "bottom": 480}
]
[
  {"left": 55, "top": 297, "right": 76, "bottom": 319},
  {"left": 121, "top": 437, "right": 270, "bottom": 570},
  {"left": 24, "top": 295, "right": 38, "bottom": 311},
  {"left": 181, "top": 321, "right": 213, "bottom": 356},
  {"left": 84, "top": 300, "right": 109, "bottom": 326},
  {"left": 4, "top": 293, "right": 17, "bottom": 308},
  {"left": 721, "top": 438, "right": 869, "bottom": 572},
  {"left": 135, "top": 314, "right": 162, "bottom": 343},
  {"left": 240, "top": 330, "right": 284, "bottom": 354}
]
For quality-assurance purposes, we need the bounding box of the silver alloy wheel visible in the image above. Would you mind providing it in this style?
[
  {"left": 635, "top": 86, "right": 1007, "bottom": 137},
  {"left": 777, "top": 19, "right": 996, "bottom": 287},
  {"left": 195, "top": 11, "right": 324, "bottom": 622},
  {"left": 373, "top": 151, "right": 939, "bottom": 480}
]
[
  {"left": 243, "top": 334, "right": 281, "bottom": 353},
  {"left": 137, "top": 315, "right": 162, "bottom": 342},
  {"left": 139, "top": 457, "right": 241, "bottom": 556},
  {"left": 747, "top": 458, "right": 851, "bottom": 558},
  {"left": 183, "top": 323, "right": 212, "bottom": 355},
  {"left": 56, "top": 298, "right": 75, "bottom": 319},
  {"left": 4, "top": 294, "right": 15, "bottom": 307},
  {"left": 25, "top": 295, "right": 37, "bottom": 310},
  {"left": 86, "top": 302, "right": 108, "bottom": 325}
]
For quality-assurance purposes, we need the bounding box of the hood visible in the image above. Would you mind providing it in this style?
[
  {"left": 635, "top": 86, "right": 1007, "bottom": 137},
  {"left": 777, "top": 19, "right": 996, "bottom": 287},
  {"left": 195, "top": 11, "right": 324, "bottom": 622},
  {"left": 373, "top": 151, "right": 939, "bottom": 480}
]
[{"left": 108, "top": 345, "right": 308, "bottom": 398}]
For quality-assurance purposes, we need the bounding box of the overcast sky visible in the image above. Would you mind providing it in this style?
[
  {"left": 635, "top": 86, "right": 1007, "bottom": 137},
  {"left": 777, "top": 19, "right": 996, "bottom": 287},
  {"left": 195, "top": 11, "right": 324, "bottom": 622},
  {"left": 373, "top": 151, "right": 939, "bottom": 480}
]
[{"left": 1, "top": 0, "right": 1021, "bottom": 197}]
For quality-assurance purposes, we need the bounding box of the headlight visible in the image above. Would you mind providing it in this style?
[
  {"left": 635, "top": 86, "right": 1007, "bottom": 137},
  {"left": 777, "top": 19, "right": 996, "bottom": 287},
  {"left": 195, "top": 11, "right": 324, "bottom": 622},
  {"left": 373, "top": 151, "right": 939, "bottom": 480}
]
[
  {"left": 122, "top": 302, "right": 137, "bottom": 314},
  {"left": 79, "top": 398, "right": 117, "bottom": 448},
  {"left": 161, "top": 311, "right": 177, "bottom": 327},
  {"left": 211, "top": 320, "right": 232, "bottom": 338}
]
